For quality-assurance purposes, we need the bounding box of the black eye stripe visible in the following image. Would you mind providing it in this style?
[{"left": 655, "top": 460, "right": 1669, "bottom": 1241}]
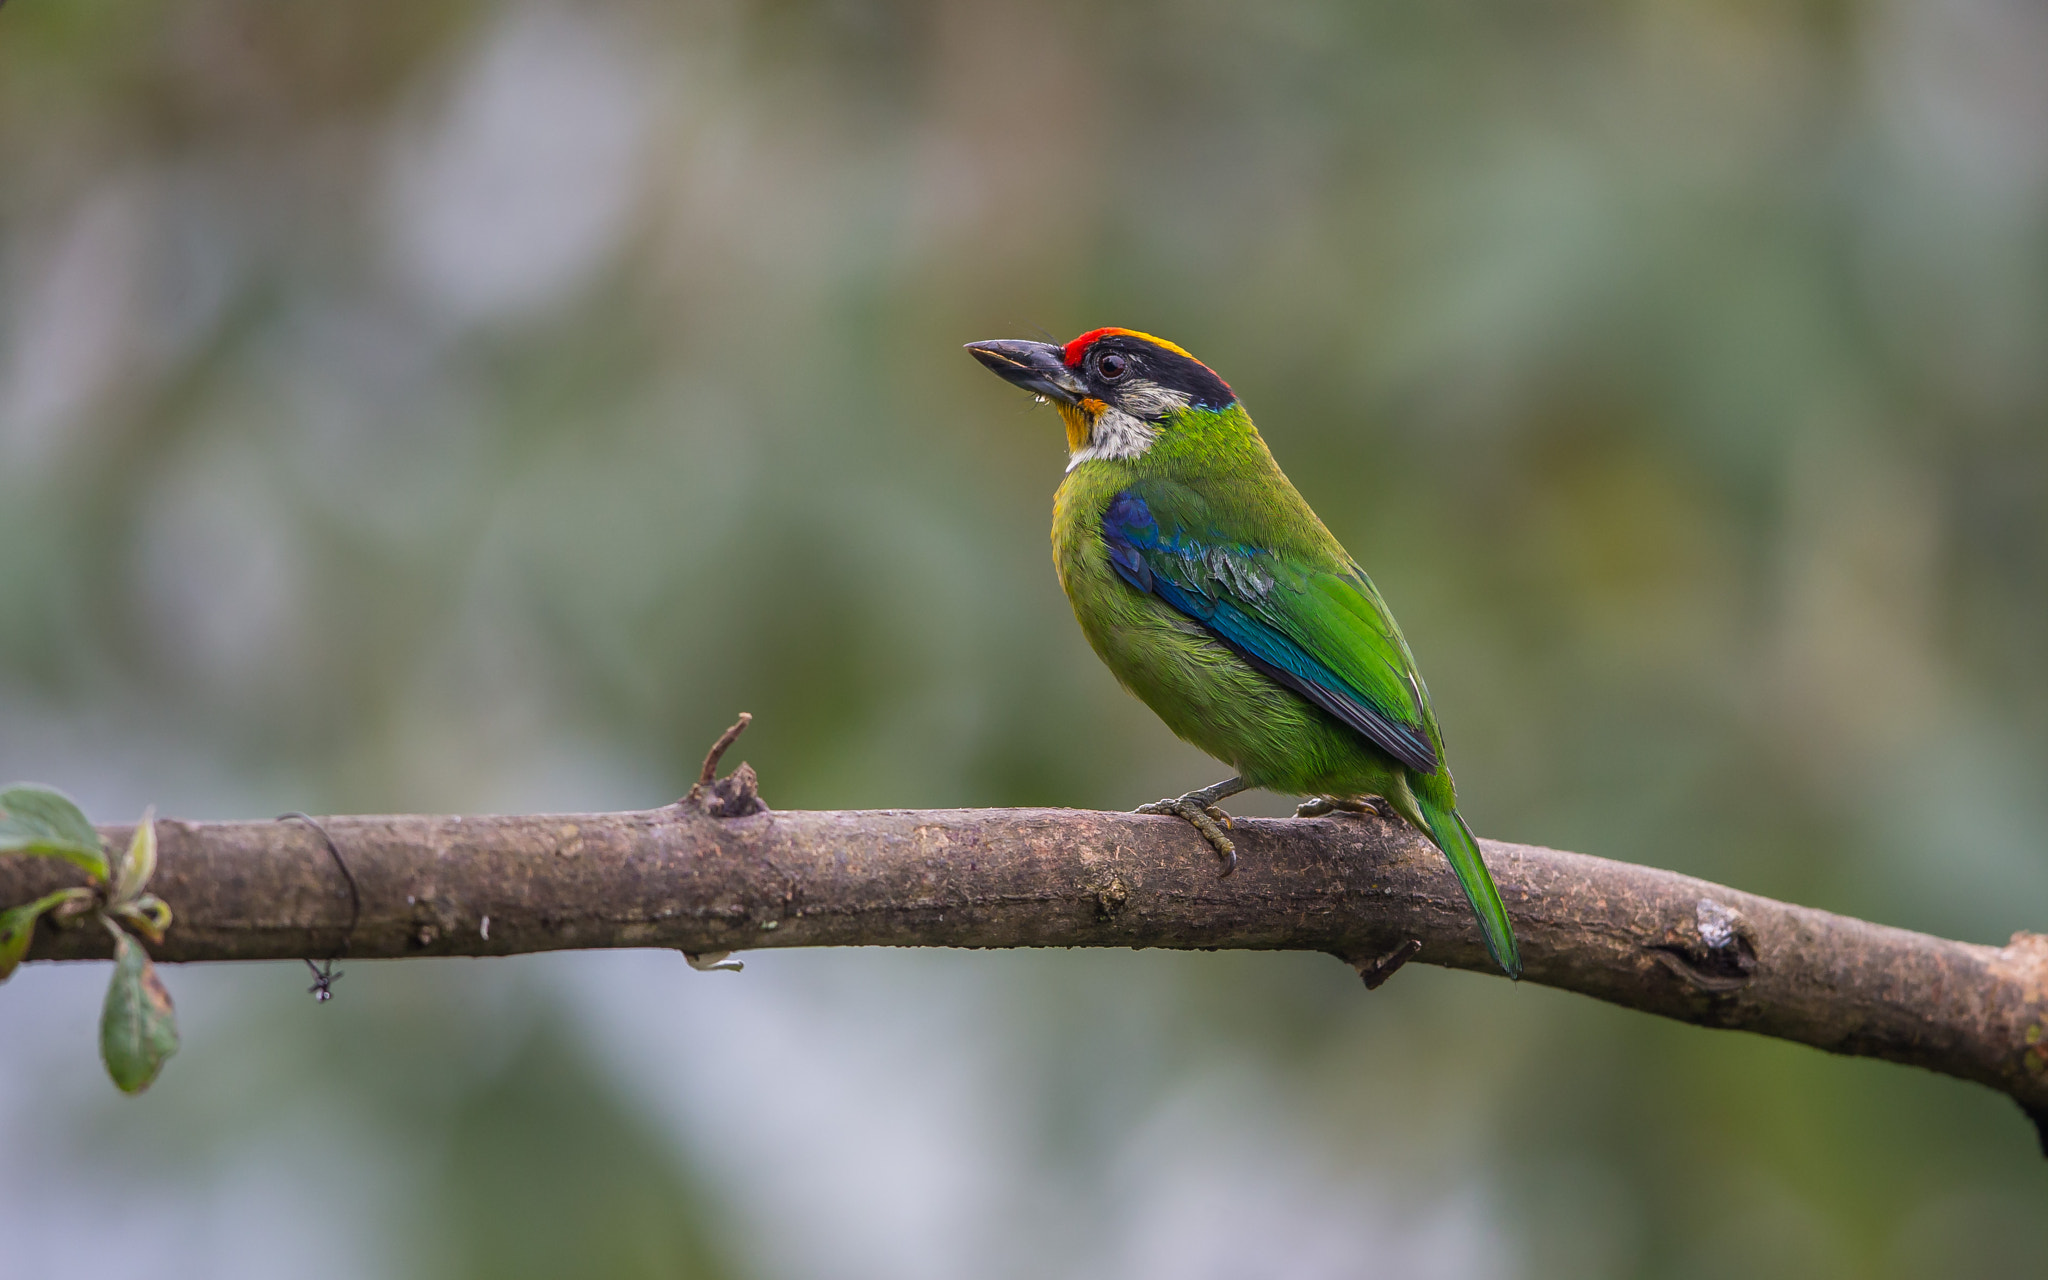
[{"left": 1084, "top": 335, "right": 1235, "bottom": 410}]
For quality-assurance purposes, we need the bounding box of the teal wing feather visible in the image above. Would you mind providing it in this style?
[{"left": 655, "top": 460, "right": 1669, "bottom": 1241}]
[{"left": 1101, "top": 480, "right": 1439, "bottom": 774}]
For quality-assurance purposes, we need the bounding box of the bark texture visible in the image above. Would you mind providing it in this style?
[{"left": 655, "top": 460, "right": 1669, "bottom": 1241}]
[{"left": 5, "top": 803, "right": 2046, "bottom": 1135}]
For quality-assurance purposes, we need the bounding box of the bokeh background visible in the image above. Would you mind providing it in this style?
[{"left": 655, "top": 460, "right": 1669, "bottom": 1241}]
[{"left": 3, "top": 0, "right": 2046, "bottom": 1275}]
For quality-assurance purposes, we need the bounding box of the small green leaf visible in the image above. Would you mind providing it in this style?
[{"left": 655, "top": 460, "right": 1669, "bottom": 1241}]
[
  {"left": 0, "top": 907, "right": 33, "bottom": 981},
  {"left": 0, "top": 890, "right": 80, "bottom": 982},
  {"left": 111, "top": 807, "right": 157, "bottom": 905},
  {"left": 0, "top": 784, "right": 107, "bottom": 881},
  {"left": 114, "top": 894, "right": 173, "bottom": 945},
  {"left": 100, "top": 930, "right": 179, "bottom": 1094}
]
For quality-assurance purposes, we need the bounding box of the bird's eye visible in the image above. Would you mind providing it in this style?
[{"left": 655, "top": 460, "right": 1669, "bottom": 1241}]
[{"left": 1098, "top": 353, "right": 1128, "bottom": 380}]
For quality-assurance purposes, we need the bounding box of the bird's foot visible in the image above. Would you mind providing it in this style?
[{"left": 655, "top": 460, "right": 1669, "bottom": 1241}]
[
  {"left": 1136, "top": 795, "right": 1238, "bottom": 875},
  {"left": 1295, "top": 795, "right": 1397, "bottom": 820}
]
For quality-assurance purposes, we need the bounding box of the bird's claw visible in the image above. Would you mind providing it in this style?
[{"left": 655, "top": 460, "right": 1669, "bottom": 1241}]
[
  {"left": 1295, "top": 795, "right": 1397, "bottom": 820},
  {"left": 1136, "top": 796, "right": 1239, "bottom": 875}
]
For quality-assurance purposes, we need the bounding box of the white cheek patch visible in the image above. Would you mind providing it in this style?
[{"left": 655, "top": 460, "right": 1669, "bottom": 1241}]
[
  {"left": 1067, "top": 405, "right": 1158, "bottom": 471},
  {"left": 1115, "top": 380, "right": 1193, "bottom": 419}
]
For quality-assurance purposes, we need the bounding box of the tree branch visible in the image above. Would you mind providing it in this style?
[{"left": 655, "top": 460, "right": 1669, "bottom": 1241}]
[{"left": 5, "top": 803, "right": 2046, "bottom": 1144}]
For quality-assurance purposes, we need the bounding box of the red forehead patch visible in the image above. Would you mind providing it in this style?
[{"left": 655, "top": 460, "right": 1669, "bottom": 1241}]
[
  {"left": 1061, "top": 328, "right": 1125, "bottom": 365},
  {"left": 1062, "top": 327, "right": 1203, "bottom": 367}
]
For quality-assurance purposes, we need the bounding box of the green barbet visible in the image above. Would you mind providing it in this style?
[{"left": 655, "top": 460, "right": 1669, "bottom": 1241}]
[{"left": 966, "top": 328, "right": 1521, "bottom": 978}]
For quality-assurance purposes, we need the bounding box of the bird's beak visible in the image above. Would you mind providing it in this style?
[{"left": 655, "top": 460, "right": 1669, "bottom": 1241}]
[{"left": 964, "top": 339, "right": 1085, "bottom": 405}]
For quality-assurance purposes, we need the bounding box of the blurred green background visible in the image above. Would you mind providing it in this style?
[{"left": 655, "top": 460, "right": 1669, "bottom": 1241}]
[{"left": 3, "top": 0, "right": 2046, "bottom": 1275}]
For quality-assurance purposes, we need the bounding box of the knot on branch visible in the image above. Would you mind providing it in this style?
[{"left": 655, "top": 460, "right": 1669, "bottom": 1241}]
[
  {"left": 1648, "top": 898, "right": 1757, "bottom": 994},
  {"left": 1091, "top": 875, "right": 1129, "bottom": 922},
  {"left": 406, "top": 893, "right": 458, "bottom": 950},
  {"left": 2006, "top": 931, "right": 2048, "bottom": 993},
  {"left": 701, "top": 763, "right": 765, "bottom": 818},
  {"left": 2010, "top": 934, "right": 2048, "bottom": 1096},
  {"left": 683, "top": 714, "right": 768, "bottom": 818}
]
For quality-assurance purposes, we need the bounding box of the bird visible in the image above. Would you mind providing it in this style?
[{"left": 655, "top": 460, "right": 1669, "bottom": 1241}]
[{"left": 964, "top": 328, "right": 1521, "bottom": 978}]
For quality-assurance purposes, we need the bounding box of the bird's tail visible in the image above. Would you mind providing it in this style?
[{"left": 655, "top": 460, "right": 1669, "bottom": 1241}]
[{"left": 1412, "top": 782, "right": 1522, "bottom": 979}]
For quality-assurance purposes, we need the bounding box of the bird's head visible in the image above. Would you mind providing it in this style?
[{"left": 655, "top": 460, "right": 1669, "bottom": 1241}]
[{"left": 965, "top": 329, "right": 1237, "bottom": 469}]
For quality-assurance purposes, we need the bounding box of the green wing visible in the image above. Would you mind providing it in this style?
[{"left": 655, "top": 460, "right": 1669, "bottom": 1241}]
[{"left": 1101, "top": 481, "right": 1440, "bottom": 773}]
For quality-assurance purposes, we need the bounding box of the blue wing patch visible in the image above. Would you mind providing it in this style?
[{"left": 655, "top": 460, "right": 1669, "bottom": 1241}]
[{"left": 1101, "top": 489, "right": 1439, "bottom": 774}]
